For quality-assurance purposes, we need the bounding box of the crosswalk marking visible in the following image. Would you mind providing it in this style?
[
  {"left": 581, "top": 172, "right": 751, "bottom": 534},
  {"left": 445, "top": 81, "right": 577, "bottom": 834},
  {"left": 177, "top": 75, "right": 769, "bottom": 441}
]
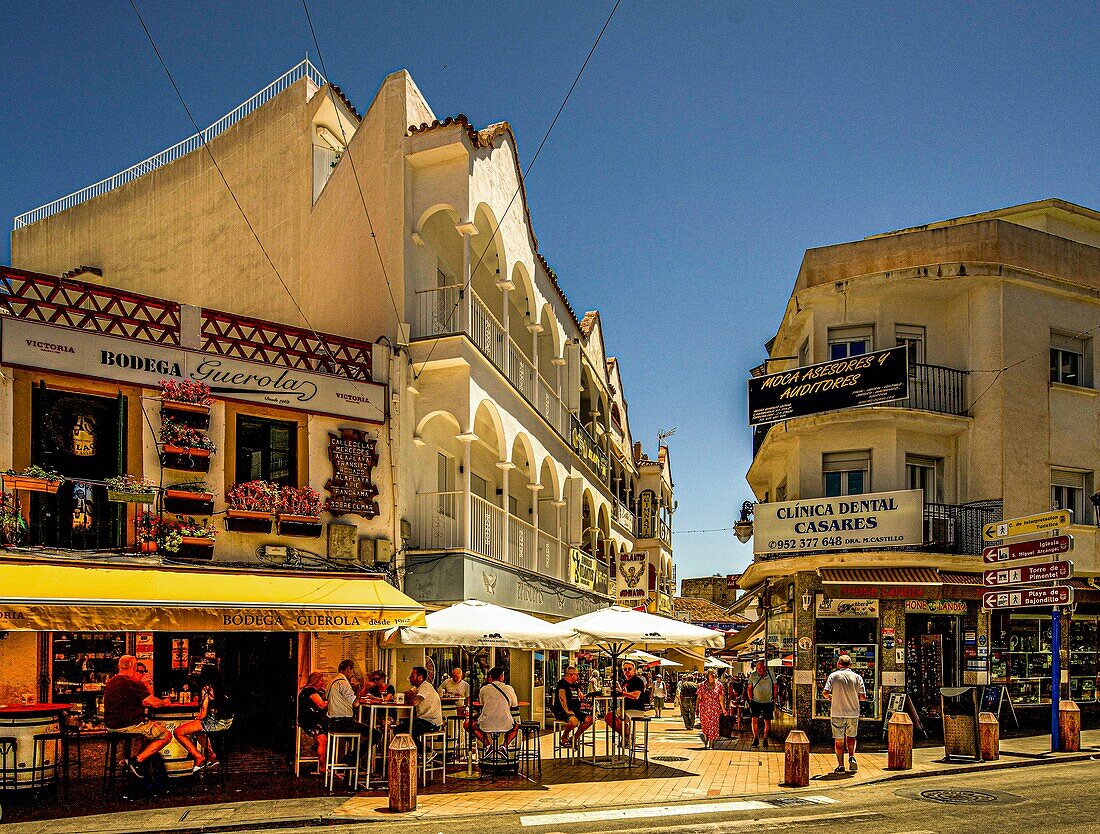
[{"left": 519, "top": 796, "right": 838, "bottom": 826}]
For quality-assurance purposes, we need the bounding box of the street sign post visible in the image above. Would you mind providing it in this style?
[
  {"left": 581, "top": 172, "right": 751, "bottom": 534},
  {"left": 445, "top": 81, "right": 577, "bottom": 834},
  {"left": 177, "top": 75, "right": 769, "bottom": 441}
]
[
  {"left": 982, "top": 535, "right": 1072, "bottom": 564},
  {"left": 982, "top": 510, "right": 1071, "bottom": 541},
  {"left": 982, "top": 586, "right": 1073, "bottom": 609},
  {"left": 983, "top": 561, "right": 1073, "bottom": 587}
]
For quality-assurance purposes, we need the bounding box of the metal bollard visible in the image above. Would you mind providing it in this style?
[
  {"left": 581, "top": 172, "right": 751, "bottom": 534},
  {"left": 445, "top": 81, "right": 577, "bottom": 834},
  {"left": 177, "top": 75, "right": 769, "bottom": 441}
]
[
  {"left": 1058, "top": 701, "right": 1081, "bottom": 753},
  {"left": 387, "top": 733, "right": 417, "bottom": 812},
  {"left": 978, "top": 712, "right": 999, "bottom": 760},
  {"left": 887, "top": 712, "right": 913, "bottom": 770},
  {"left": 782, "top": 730, "right": 810, "bottom": 787}
]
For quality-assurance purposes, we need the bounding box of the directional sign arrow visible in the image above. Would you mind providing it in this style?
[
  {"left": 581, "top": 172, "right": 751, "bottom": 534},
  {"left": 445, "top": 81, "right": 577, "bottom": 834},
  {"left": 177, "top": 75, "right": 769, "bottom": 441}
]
[
  {"left": 983, "top": 560, "right": 1073, "bottom": 588},
  {"left": 983, "top": 586, "right": 1073, "bottom": 610},
  {"left": 982, "top": 535, "right": 1072, "bottom": 564},
  {"left": 982, "top": 510, "right": 1071, "bottom": 541}
]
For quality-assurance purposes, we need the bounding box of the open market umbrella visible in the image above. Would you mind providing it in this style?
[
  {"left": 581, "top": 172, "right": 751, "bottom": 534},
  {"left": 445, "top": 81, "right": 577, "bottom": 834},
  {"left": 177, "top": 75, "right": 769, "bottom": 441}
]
[
  {"left": 559, "top": 606, "right": 724, "bottom": 765},
  {"left": 624, "top": 649, "right": 682, "bottom": 668},
  {"left": 704, "top": 656, "right": 733, "bottom": 670},
  {"left": 384, "top": 599, "right": 581, "bottom": 651}
]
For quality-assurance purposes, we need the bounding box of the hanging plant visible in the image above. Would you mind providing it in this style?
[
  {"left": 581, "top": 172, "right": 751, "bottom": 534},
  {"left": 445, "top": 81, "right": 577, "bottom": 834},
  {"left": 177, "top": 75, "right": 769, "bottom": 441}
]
[
  {"left": 159, "top": 420, "right": 216, "bottom": 452},
  {"left": 164, "top": 480, "right": 214, "bottom": 515},
  {"left": 159, "top": 379, "right": 213, "bottom": 406},
  {"left": 225, "top": 480, "right": 279, "bottom": 533},
  {"left": 105, "top": 474, "right": 158, "bottom": 504},
  {"left": 276, "top": 485, "right": 323, "bottom": 537},
  {"left": 3, "top": 465, "right": 64, "bottom": 494},
  {"left": 0, "top": 493, "right": 27, "bottom": 545}
]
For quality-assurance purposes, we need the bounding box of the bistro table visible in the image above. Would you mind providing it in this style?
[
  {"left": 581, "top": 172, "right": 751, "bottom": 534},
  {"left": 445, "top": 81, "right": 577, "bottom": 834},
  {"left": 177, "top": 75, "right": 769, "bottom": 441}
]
[
  {"left": 148, "top": 701, "right": 201, "bottom": 778},
  {"left": 0, "top": 703, "right": 73, "bottom": 788},
  {"left": 355, "top": 700, "right": 414, "bottom": 789}
]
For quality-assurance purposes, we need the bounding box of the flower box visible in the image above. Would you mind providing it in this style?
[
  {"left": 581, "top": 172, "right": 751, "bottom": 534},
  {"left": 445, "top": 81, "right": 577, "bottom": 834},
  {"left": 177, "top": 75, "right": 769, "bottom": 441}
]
[
  {"left": 276, "top": 514, "right": 323, "bottom": 538},
  {"left": 176, "top": 536, "right": 215, "bottom": 561},
  {"left": 225, "top": 508, "right": 273, "bottom": 534},
  {"left": 107, "top": 489, "right": 158, "bottom": 504},
  {"left": 139, "top": 540, "right": 158, "bottom": 554},
  {"left": 161, "top": 399, "right": 211, "bottom": 430},
  {"left": 160, "top": 446, "right": 212, "bottom": 473},
  {"left": 2, "top": 475, "right": 62, "bottom": 494},
  {"left": 164, "top": 489, "right": 215, "bottom": 515}
]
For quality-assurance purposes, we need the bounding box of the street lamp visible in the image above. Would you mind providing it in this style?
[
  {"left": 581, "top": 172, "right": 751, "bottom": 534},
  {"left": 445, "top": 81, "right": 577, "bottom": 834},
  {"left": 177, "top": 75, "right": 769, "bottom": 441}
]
[{"left": 734, "top": 501, "right": 754, "bottom": 544}]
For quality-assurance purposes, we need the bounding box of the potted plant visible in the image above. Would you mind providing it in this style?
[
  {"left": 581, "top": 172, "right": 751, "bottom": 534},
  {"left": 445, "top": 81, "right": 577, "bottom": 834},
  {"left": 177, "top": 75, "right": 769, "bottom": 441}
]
[
  {"left": 2, "top": 465, "right": 64, "bottom": 494},
  {"left": 176, "top": 515, "right": 217, "bottom": 561},
  {"left": 136, "top": 511, "right": 160, "bottom": 554},
  {"left": 276, "top": 486, "right": 323, "bottom": 537},
  {"left": 163, "top": 480, "right": 215, "bottom": 515},
  {"left": 159, "top": 379, "right": 213, "bottom": 428},
  {"left": 0, "top": 493, "right": 27, "bottom": 546},
  {"left": 225, "top": 480, "right": 279, "bottom": 533},
  {"left": 160, "top": 420, "right": 216, "bottom": 472},
  {"left": 105, "top": 474, "right": 158, "bottom": 504},
  {"left": 156, "top": 517, "right": 183, "bottom": 556}
]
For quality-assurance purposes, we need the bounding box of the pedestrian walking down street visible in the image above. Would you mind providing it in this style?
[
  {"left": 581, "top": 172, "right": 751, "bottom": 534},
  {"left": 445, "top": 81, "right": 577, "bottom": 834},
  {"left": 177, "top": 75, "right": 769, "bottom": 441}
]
[
  {"left": 748, "top": 659, "right": 777, "bottom": 749},
  {"left": 677, "top": 674, "right": 698, "bottom": 730},
  {"left": 695, "top": 669, "right": 726, "bottom": 748},
  {"left": 822, "top": 654, "right": 868, "bottom": 773},
  {"left": 652, "top": 675, "right": 667, "bottom": 717}
]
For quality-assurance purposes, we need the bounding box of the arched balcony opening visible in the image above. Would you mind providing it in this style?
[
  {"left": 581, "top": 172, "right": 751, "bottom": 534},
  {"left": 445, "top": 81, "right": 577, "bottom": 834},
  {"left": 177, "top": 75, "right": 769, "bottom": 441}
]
[{"left": 412, "top": 207, "right": 464, "bottom": 337}]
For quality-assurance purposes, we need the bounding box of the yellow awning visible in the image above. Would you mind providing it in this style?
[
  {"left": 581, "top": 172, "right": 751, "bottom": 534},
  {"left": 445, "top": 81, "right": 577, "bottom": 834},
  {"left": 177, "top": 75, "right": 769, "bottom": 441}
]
[{"left": 0, "top": 559, "right": 425, "bottom": 632}]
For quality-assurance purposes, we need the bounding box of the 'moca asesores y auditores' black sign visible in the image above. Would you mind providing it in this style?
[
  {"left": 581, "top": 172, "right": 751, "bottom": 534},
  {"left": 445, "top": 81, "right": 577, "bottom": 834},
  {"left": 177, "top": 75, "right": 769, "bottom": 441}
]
[{"left": 748, "top": 345, "right": 909, "bottom": 426}]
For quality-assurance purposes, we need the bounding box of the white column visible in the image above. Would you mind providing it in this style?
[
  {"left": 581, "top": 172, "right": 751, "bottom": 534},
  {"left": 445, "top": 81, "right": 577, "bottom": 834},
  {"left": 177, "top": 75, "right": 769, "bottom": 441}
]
[
  {"left": 552, "top": 499, "right": 567, "bottom": 580},
  {"left": 457, "top": 431, "right": 478, "bottom": 550},
  {"left": 497, "top": 460, "right": 515, "bottom": 563},
  {"left": 500, "top": 288, "right": 511, "bottom": 378}
]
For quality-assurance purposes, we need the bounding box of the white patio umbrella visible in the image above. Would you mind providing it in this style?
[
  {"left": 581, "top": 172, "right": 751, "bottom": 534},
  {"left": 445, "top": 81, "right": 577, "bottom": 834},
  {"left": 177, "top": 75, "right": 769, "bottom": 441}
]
[
  {"left": 559, "top": 606, "right": 724, "bottom": 765},
  {"left": 624, "top": 649, "right": 682, "bottom": 668},
  {"left": 704, "top": 656, "right": 733, "bottom": 670},
  {"left": 384, "top": 599, "right": 581, "bottom": 650}
]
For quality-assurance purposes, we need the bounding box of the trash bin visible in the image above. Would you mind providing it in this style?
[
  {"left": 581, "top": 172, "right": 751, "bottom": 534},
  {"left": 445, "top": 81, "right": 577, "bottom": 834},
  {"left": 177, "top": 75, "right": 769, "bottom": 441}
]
[{"left": 940, "top": 686, "right": 980, "bottom": 761}]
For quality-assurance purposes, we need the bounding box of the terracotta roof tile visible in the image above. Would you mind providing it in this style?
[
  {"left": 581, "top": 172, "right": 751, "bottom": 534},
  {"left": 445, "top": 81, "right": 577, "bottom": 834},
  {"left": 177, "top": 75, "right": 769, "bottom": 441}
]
[
  {"left": 327, "top": 84, "right": 361, "bottom": 121},
  {"left": 673, "top": 597, "right": 750, "bottom": 625},
  {"left": 580, "top": 311, "right": 598, "bottom": 337}
]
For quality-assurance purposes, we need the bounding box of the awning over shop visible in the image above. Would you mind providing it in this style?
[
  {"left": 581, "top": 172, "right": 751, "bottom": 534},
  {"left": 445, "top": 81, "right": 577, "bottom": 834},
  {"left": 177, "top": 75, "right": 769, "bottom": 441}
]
[
  {"left": 821, "top": 567, "right": 941, "bottom": 585},
  {"left": 0, "top": 560, "right": 426, "bottom": 632}
]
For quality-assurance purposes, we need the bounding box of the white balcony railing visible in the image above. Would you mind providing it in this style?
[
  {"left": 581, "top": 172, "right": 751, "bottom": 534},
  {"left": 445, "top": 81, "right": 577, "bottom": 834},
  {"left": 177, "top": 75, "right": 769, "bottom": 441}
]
[
  {"left": 413, "top": 491, "right": 572, "bottom": 581},
  {"left": 470, "top": 293, "right": 507, "bottom": 371},
  {"left": 613, "top": 499, "right": 636, "bottom": 532},
  {"left": 414, "top": 284, "right": 463, "bottom": 338},
  {"left": 507, "top": 336, "right": 535, "bottom": 402}
]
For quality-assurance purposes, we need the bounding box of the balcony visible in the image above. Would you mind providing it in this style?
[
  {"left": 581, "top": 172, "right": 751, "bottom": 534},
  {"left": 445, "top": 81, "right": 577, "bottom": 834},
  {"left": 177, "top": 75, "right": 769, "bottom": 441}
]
[
  {"left": 412, "top": 491, "right": 571, "bottom": 581},
  {"left": 612, "top": 498, "right": 636, "bottom": 533},
  {"left": 752, "top": 362, "right": 968, "bottom": 456}
]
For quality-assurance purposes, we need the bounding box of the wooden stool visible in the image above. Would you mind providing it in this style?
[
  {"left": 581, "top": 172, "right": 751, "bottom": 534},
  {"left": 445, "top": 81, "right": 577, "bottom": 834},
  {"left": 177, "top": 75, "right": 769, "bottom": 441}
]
[
  {"left": 202, "top": 727, "right": 234, "bottom": 791},
  {"left": 420, "top": 728, "right": 447, "bottom": 786},
  {"left": 325, "top": 731, "right": 361, "bottom": 791}
]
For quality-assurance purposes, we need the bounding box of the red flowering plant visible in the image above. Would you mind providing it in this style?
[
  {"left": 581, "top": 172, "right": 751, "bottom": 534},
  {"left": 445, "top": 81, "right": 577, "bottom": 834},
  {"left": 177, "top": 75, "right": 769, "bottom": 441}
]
[
  {"left": 159, "top": 378, "right": 213, "bottom": 406},
  {"left": 278, "top": 486, "right": 322, "bottom": 518},
  {"left": 225, "top": 480, "right": 281, "bottom": 513},
  {"left": 160, "top": 419, "right": 216, "bottom": 452},
  {"left": 136, "top": 512, "right": 161, "bottom": 543}
]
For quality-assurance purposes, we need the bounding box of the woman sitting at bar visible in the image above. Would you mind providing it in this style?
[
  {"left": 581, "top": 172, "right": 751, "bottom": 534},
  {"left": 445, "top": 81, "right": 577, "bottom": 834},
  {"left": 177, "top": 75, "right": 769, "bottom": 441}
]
[
  {"left": 174, "top": 665, "right": 234, "bottom": 773},
  {"left": 362, "top": 670, "right": 396, "bottom": 701},
  {"left": 297, "top": 672, "right": 328, "bottom": 773}
]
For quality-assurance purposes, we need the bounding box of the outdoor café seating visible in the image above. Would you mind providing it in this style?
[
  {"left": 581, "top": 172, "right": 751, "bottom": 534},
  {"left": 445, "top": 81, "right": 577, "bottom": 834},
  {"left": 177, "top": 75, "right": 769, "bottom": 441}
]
[
  {"left": 324, "top": 731, "right": 361, "bottom": 791},
  {"left": 420, "top": 726, "right": 447, "bottom": 785}
]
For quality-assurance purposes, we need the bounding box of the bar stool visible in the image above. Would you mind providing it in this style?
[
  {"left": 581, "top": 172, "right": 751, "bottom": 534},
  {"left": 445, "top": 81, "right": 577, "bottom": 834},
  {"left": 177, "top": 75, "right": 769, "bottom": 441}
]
[
  {"left": 0, "top": 736, "right": 18, "bottom": 792},
  {"left": 202, "top": 727, "right": 234, "bottom": 791},
  {"left": 60, "top": 714, "right": 82, "bottom": 781},
  {"left": 477, "top": 731, "right": 518, "bottom": 776},
  {"left": 551, "top": 720, "right": 571, "bottom": 759},
  {"left": 103, "top": 731, "right": 138, "bottom": 796},
  {"left": 444, "top": 714, "right": 467, "bottom": 764},
  {"left": 627, "top": 716, "right": 651, "bottom": 766},
  {"left": 517, "top": 721, "right": 541, "bottom": 777},
  {"left": 573, "top": 719, "right": 596, "bottom": 762},
  {"left": 324, "top": 731, "right": 360, "bottom": 791},
  {"left": 32, "top": 732, "right": 64, "bottom": 795},
  {"left": 420, "top": 727, "right": 447, "bottom": 786}
]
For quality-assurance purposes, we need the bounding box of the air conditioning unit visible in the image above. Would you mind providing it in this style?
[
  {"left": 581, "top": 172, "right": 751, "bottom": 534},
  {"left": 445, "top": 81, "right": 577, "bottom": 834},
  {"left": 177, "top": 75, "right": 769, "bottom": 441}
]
[{"left": 925, "top": 516, "right": 955, "bottom": 547}]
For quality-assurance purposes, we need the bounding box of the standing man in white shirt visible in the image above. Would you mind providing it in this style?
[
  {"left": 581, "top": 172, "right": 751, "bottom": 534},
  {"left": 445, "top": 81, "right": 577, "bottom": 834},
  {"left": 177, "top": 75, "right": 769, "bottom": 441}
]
[
  {"left": 822, "top": 654, "right": 867, "bottom": 774},
  {"left": 473, "top": 665, "right": 519, "bottom": 747},
  {"left": 406, "top": 666, "right": 443, "bottom": 747}
]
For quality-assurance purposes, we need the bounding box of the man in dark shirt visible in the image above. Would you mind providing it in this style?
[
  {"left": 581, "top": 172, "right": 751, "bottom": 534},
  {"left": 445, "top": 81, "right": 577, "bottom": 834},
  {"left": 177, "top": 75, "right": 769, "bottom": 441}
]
[
  {"left": 552, "top": 666, "right": 593, "bottom": 748},
  {"left": 103, "top": 655, "right": 171, "bottom": 777},
  {"left": 604, "top": 661, "right": 648, "bottom": 744}
]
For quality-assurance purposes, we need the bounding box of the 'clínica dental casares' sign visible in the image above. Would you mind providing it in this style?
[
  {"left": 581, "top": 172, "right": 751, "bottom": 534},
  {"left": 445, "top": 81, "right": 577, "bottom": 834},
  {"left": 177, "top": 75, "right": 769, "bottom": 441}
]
[{"left": 753, "top": 489, "right": 924, "bottom": 556}]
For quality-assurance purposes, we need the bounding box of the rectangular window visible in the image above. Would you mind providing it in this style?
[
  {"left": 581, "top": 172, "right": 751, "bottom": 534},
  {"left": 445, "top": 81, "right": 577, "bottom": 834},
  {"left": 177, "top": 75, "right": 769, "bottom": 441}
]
[
  {"left": 1050, "top": 332, "right": 1088, "bottom": 386},
  {"left": 823, "top": 451, "right": 870, "bottom": 497},
  {"left": 798, "top": 338, "right": 810, "bottom": 367},
  {"left": 828, "top": 326, "right": 872, "bottom": 360},
  {"left": 1051, "top": 468, "right": 1092, "bottom": 524},
  {"left": 775, "top": 480, "right": 788, "bottom": 503},
  {"left": 895, "top": 325, "right": 926, "bottom": 367},
  {"left": 906, "top": 455, "right": 943, "bottom": 503},
  {"left": 470, "top": 473, "right": 488, "bottom": 501},
  {"left": 437, "top": 453, "right": 455, "bottom": 516},
  {"left": 235, "top": 415, "right": 297, "bottom": 486}
]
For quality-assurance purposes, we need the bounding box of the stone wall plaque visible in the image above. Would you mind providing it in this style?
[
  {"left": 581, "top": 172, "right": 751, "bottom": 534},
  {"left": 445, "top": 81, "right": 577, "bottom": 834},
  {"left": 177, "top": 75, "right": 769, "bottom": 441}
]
[{"left": 325, "top": 428, "right": 380, "bottom": 518}]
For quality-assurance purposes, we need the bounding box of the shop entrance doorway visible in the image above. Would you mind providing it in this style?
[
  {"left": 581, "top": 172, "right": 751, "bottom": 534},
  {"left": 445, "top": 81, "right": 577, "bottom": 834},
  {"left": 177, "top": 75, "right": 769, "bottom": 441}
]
[
  {"left": 29, "top": 385, "right": 125, "bottom": 550},
  {"left": 905, "top": 615, "right": 960, "bottom": 718}
]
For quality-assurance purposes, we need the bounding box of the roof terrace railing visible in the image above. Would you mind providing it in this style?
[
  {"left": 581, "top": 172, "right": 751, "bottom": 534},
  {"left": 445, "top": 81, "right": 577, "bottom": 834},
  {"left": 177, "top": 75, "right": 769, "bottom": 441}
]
[{"left": 13, "top": 60, "right": 326, "bottom": 230}]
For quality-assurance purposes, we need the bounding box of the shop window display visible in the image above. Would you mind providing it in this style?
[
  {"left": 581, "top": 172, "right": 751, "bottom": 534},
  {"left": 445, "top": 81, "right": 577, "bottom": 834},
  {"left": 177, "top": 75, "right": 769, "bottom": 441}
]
[
  {"left": 50, "top": 632, "right": 129, "bottom": 731},
  {"left": 990, "top": 613, "right": 1053, "bottom": 705},
  {"left": 813, "top": 615, "right": 878, "bottom": 718},
  {"left": 1069, "top": 617, "right": 1099, "bottom": 703}
]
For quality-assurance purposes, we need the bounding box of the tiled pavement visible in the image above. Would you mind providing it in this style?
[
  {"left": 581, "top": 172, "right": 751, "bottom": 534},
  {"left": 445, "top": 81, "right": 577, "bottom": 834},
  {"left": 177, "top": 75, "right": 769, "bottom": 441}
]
[{"left": 2, "top": 719, "right": 1097, "bottom": 833}]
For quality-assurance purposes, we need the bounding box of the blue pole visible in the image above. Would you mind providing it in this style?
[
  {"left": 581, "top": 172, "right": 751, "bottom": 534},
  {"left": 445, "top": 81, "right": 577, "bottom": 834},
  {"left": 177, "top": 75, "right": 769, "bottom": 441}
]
[{"left": 1051, "top": 607, "right": 1061, "bottom": 752}]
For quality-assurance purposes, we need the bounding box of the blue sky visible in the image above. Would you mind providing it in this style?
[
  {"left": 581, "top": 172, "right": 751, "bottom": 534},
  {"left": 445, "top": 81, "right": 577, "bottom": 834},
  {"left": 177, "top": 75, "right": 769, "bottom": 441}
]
[{"left": 2, "top": 2, "right": 1098, "bottom": 584}]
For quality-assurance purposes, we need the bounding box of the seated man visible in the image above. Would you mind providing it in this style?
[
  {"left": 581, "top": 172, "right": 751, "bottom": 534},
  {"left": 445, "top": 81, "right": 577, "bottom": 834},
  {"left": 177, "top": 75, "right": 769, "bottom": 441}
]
[
  {"left": 326, "top": 659, "right": 370, "bottom": 734},
  {"left": 438, "top": 667, "right": 470, "bottom": 700},
  {"left": 552, "top": 666, "right": 593, "bottom": 748},
  {"left": 103, "top": 654, "right": 172, "bottom": 778},
  {"left": 406, "top": 666, "right": 443, "bottom": 747},
  {"left": 472, "top": 666, "right": 519, "bottom": 748},
  {"left": 604, "top": 661, "right": 648, "bottom": 744}
]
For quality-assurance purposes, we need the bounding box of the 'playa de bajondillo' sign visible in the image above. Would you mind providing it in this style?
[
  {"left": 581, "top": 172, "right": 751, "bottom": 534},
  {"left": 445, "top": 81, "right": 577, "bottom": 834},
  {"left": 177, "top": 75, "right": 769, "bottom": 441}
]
[
  {"left": 748, "top": 345, "right": 909, "bottom": 426},
  {"left": 753, "top": 489, "right": 924, "bottom": 556}
]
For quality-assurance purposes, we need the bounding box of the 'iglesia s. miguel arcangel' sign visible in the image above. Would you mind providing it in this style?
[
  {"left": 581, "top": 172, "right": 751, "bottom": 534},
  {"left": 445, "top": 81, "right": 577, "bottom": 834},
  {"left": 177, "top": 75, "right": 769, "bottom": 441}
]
[
  {"left": 748, "top": 345, "right": 909, "bottom": 426},
  {"left": 753, "top": 489, "right": 923, "bottom": 556}
]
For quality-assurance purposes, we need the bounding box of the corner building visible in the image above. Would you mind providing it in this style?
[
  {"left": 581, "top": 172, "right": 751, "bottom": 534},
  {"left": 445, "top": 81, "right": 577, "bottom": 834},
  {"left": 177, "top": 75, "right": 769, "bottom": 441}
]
[
  {"left": 742, "top": 200, "right": 1100, "bottom": 739},
  {"left": 6, "top": 62, "right": 678, "bottom": 728}
]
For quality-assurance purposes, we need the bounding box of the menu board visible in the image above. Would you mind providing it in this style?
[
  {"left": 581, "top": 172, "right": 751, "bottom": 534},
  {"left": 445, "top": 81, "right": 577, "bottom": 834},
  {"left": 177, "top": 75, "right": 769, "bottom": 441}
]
[
  {"left": 813, "top": 643, "right": 878, "bottom": 719},
  {"left": 325, "top": 428, "right": 380, "bottom": 518},
  {"left": 312, "top": 632, "right": 374, "bottom": 675}
]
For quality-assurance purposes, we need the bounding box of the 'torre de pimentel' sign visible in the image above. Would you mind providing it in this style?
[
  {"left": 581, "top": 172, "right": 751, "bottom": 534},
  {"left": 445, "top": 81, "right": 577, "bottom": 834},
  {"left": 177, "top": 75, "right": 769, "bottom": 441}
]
[
  {"left": 753, "top": 489, "right": 924, "bottom": 556},
  {"left": 748, "top": 345, "right": 909, "bottom": 426},
  {"left": 0, "top": 317, "right": 386, "bottom": 423}
]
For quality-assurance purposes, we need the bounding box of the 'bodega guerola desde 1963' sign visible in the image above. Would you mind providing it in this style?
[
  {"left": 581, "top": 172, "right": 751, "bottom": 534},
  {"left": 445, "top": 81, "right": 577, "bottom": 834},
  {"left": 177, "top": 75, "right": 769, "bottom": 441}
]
[{"left": 753, "top": 489, "right": 924, "bottom": 556}]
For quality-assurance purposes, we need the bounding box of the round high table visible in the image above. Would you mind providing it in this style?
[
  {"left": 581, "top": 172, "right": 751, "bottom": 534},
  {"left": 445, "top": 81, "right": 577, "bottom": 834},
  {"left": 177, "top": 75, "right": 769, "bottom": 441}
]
[
  {"left": 148, "top": 702, "right": 200, "bottom": 778},
  {"left": 0, "top": 703, "right": 72, "bottom": 788}
]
